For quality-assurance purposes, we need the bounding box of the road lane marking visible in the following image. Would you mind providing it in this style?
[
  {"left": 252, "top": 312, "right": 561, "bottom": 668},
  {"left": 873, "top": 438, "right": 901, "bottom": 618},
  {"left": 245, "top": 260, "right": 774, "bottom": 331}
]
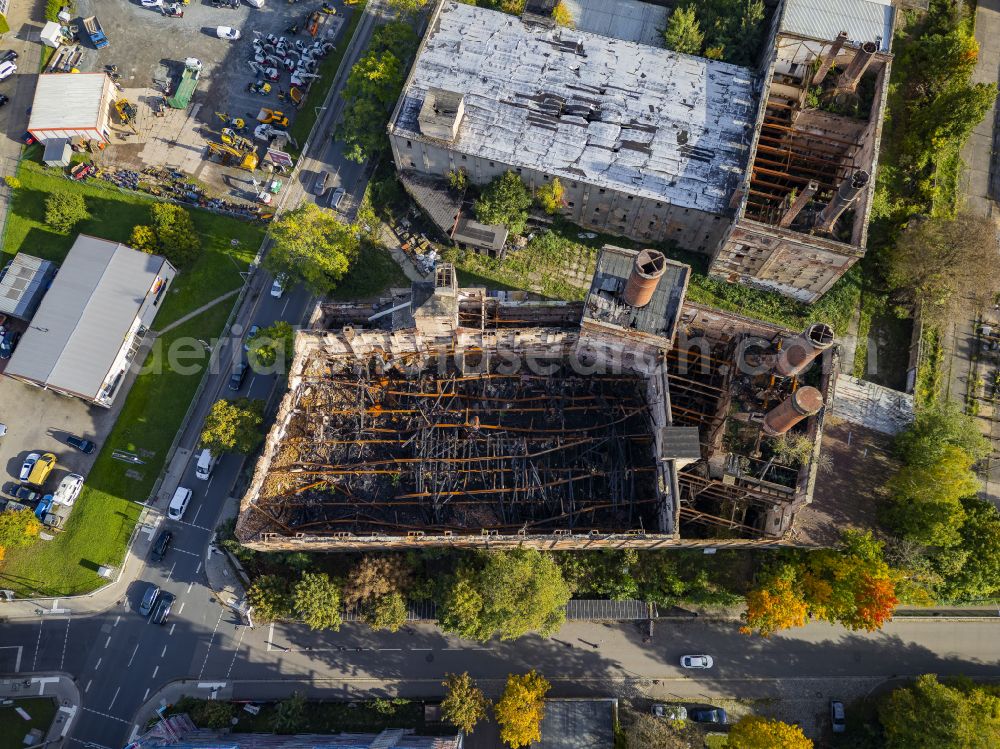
[
  {"left": 108, "top": 687, "right": 120, "bottom": 711},
  {"left": 171, "top": 548, "right": 200, "bottom": 558},
  {"left": 161, "top": 645, "right": 167, "bottom": 658},
  {"left": 169, "top": 623, "right": 176, "bottom": 636},
  {"left": 143, "top": 687, "right": 149, "bottom": 701},
  {"left": 114, "top": 616, "right": 120, "bottom": 627},
  {"left": 266, "top": 622, "right": 274, "bottom": 652},
  {"left": 129, "top": 725, "right": 140, "bottom": 744},
  {"left": 186, "top": 581, "right": 195, "bottom": 593},
  {"left": 80, "top": 707, "right": 129, "bottom": 725},
  {"left": 197, "top": 610, "right": 225, "bottom": 679},
  {"left": 32, "top": 677, "right": 59, "bottom": 696},
  {"left": 281, "top": 297, "right": 291, "bottom": 315},
  {"left": 178, "top": 602, "right": 186, "bottom": 615},
  {"left": 85, "top": 680, "right": 92, "bottom": 693},
  {"left": 152, "top": 665, "right": 159, "bottom": 679},
  {"left": 60, "top": 617, "right": 71, "bottom": 670},
  {"left": 195, "top": 561, "right": 202, "bottom": 575},
  {"left": 192, "top": 504, "right": 202, "bottom": 524},
  {"left": 32, "top": 621, "right": 43, "bottom": 671},
  {"left": 167, "top": 562, "right": 177, "bottom": 580},
  {"left": 127, "top": 643, "right": 140, "bottom": 667},
  {"left": 104, "top": 636, "right": 111, "bottom": 649},
  {"left": 94, "top": 657, "right": 102, "bottom": 670},
  {"left": 0, "top": 645, "right": 23, "bottom": 672},
  {"left": 249, "top": 376, "right": 257, "bottom": 391},
  {"left": 226, "top": 625, "right": 247, "bottom": 678}
]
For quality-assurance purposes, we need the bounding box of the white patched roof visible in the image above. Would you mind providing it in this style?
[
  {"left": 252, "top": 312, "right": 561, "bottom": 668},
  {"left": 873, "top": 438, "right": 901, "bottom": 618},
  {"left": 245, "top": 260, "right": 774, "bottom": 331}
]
[
  {"left": 393, "top": 1, "right": 758, "bottom": 215},
  {"left": 780, "top": 0, "right": 895, "bottom": 52}
]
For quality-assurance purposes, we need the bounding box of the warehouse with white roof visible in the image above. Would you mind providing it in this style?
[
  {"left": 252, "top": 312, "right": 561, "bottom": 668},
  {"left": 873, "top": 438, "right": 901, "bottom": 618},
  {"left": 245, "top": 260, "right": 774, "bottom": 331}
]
[
  {"left": 27, "top": 73, "right": 117, "bottom": 145},
  {"left": 4, "top": 235, "right": 175, "bottom": 407}
]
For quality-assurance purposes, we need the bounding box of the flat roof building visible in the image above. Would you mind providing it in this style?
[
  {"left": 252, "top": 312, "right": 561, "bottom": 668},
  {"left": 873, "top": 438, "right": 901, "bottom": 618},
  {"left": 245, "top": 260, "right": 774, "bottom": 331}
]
[
  {"left": 28, "top": 73, "right": 117, "bottom": 145},
  {"left": 4, "top": 235, "right": 175, "bottom": 407},
  {"left": 0, "top": 253, "right": 57, "bottom": 321}
]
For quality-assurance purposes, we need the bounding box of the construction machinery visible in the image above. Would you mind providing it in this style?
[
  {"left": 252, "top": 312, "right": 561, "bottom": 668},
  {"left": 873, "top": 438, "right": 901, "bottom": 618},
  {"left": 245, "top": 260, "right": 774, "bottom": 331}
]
[
  {"left": 115, "top": 98, "right": 139, "bottom": 133},
  {"left": 206, "top": 141, "right": 258, "bottom": 171},
  {"left": 215, "top": 112, "right": 246, "bottom": 130},
  {"left": 166, "top": 57, "right": 203, "bottom": 109},
  {"left": 221, "top": 127, "right": 254, "bottom": 151},
  {"left": 256, "top": 108, "right": 289, "bottom": 127}
]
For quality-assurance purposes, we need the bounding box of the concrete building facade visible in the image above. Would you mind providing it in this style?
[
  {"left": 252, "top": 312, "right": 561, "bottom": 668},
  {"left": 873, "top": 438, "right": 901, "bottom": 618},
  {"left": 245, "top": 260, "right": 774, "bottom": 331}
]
[{"left": 389, "top": 0, "right": 894, "bottom": 303}]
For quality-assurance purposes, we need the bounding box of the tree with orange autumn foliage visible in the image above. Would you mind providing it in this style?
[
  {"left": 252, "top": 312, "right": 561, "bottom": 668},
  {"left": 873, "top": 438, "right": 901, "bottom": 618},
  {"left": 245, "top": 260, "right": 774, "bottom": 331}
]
[
  {"left": 494, "top": 670, "right": 550, "bottom": 748},
  {"left": 740, "top": 568, "right": 808, "bottom": 637}
]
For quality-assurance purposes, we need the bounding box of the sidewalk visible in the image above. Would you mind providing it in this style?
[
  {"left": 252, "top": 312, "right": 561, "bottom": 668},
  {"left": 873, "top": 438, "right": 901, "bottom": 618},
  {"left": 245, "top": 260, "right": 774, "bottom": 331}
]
[
  {"left": 203, "top": 494, "right": 250, "bottom": 615},
  {"left": 0, "top": 672, "right": 80, "bottom": 749}
]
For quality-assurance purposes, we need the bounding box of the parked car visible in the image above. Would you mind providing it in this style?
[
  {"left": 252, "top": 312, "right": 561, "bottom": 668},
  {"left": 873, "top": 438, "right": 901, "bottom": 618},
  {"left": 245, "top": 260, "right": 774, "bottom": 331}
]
[
  {"left": 0, "top": 50, "right": 17, "bottom": 64},
  {"left": 228, "top": 359, "right": 248, "bottom": 391},
  {"left": 26, "top": 453, "right": 56, "bottom": 487},
  {"left": 0, "top": 95, "right": 9, "bottom": 108},
  {"left": 313, "top": 170, "right": 329, "bottom": 196},
  {"left": 11, "top": 484, "right": 41, "bottom": 504},
  {"left": 830, "top": 700, "right": 846, "bottom": 733},
  {"left": 329, "top": 187, "right": 346, "bottom": 210},
  {"left": 0, "top": 61, "right": 17, "bottom": 81},
  {"left": 150, "top": 530, "right": 173, "bottom": 562},
  {"left": 216, "top": 26, "right": 241, "bottom": 40},
  {"left": 243, "top": 325, "right": 259, "bottom": 352},
  {"left": 152, "top": 591, "right": 175, "bottom": 624},
  {"left": 688, "top": 707, "right": 727, "bottom": 724},
  {"left": 66, "top": 435, "right": 96, "bottom": 454},
  {"left": 167, "top": 486, "right": 192, "bottom": 521},
  {"left": 270, "top": 275, "right": 287, "bottom": 298},
  {"left": 139, "top": 585, "right": 160, "bottom": 617},
  {"left": 651, "top": 704, "right": 687, "bottom": 721},
  {"left": 0, "top": 423, "right": 6, "bottom": 438},
  {"left": 679, "top": 655, "right": 714, "bottom": 669},
  {"left": 19, "top": 453, "right": 40, "bottom": 481},
  {"left": 0, "top": 330, "right": 22, "bottom": 359}
]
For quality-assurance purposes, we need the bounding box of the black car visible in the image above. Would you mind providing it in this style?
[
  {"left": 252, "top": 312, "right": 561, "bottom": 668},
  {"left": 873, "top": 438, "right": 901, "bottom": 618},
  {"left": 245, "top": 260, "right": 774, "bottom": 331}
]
[
  {"left": 688, "top": 707, "right": 728, "bottom": 725},
  {"left": 150, "top": 530, "right": 173, "bottom": 562},
  {"left": 66, "top": 435, "right": 96, "bottom": 454},
  {"left": 151, "top": 591, "right": 175, "bottom": 624},
  {"left": 228, "top": 359, "right": 248, "bottom": 391},
  {"left": 11, "top": 484, "right": 41, "bottom": 504},
  {"left": 0, "top": 50, "right": 17, "bottom": 64},
  {"left": 0, "top": 330, "right": 21, "bottom": 359},
  {"left": 139, "top": 584, "right": 159, "bottom": 617},
  {"left": 0, "top": 94, "right": 9, "bottom": 108}
]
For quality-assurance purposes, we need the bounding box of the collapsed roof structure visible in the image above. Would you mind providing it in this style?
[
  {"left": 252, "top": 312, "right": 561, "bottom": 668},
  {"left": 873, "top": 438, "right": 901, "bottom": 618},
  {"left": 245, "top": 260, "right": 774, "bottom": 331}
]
[{"left": 236, "top": 248, "right": 836, "bottom": 552}]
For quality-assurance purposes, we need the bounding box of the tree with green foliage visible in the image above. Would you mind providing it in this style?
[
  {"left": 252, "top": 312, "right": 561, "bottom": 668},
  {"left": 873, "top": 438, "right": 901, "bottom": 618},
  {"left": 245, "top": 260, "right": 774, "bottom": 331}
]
[
  {"left": 199, "top": 398, "right": 265, "bottom": 455},
  {"left": 447, "top": 169, "right": 468, "bottom": 192},
  {"left": 728, "top": 715, "right": 813, "bottom": 748},
  {"left": 188, "top": 700, "right": 234, "bottom": 729},
  {"left": 338, "top": 21, "right": 419, "bottom": 163},
  {"left": 247, "top": 575, "right": 293, "bottom": 623},
  {"left": 293, "top": 572, "right": 342, "bottom": 631},
  {"left": 130, "top": 225, "right": 157, "bottom": 254},
  {"left": 534, "top": 177, "right": 565, "bottom": 214},
  {"left": 941, "top": 497, "right": 1000, "bottom": 601},
  {"left": 248, "top": 321, "right": 295, "bottom": 368},
  {"left": 387, "top": 0, "right": 430, "bottom": 13},
  {"left": 441, "top": 672, "right": 490, "bottom": 735},
  {"left": 266, "top": 203, "right": 360, "bottom": 295},
  {"left": 149, "top": 203, "right": 202, "bottom": 267},
  {"left": 878, "top": 674, "right": 1000, "bottom": 749},
  {"left": 675, "top": 0, "right": 765, "bottom": 67},
  {"left": 551, "top": 2, "right": 573, "bottom": 28},
  {"left": 886, "top": 444, "right": 979, "bottom": 547},
  {"left": 495, "top": 671, "right": 550, "bottom": 748},
  {"left": 888, "top": 213, "right": 1000, "bottom": 322},
  {"left": 895, "top": 401, "right": 991, "bottom": 467},
  {"left": 362, "top": 591, "right": 408, "bottom": 632},
  {"left": 663, "top": 7, "right": 703, "bottom": 56},
  {"left": 272, "top": 691, "right": 308, "bottom": 734},
  {"left": 44, "top": 192, "right": 89, "bottom": 234},
  {"left": 474, "top": 171, "right": 532, "bottom": 236},
  {"left": 0, "top": 509, "right": 41, "bottom": 557},
  {"left": 439, "top": 549, "right": 571, "bottom": 641}
]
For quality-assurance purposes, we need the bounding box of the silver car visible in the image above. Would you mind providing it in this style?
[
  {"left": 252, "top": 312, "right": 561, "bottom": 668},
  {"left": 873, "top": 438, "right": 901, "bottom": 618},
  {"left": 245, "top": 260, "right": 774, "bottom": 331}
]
[{"left": 679, "top": 654, "right": 714, "bottom": 669}]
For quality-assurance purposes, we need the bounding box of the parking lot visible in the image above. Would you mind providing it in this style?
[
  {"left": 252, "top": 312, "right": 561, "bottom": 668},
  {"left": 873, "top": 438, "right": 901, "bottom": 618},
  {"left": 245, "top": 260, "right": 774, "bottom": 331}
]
[{"left": 69, "top": 0, "right": 347, "bottom": 201}]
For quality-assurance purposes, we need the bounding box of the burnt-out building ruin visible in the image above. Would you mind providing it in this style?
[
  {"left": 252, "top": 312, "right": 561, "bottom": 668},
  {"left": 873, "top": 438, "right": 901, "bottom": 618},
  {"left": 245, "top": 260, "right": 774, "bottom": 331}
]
[
  {"left": 235, "top": 247, "right": 837, "bottom": 552},
  {"left": 387, "top": 0, "right": 894, "bottom": 303}
]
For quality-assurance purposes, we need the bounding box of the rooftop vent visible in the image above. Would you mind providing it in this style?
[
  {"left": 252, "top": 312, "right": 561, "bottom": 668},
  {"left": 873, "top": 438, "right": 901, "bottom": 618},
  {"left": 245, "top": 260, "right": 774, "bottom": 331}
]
[
  {"left": 623, "top": 249, "right": 666, "bottom": 308},
  {"left": 417, "top": 88, "right": 465, "bottom": 142}
]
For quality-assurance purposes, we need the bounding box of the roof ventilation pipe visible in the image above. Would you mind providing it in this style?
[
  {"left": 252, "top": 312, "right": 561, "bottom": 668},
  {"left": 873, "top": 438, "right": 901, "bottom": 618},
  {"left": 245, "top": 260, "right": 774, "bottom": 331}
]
[
  {"left": 774, "top": 323, "right": 835, "bottom": 378},
  {"left": 762, "top": 386, "right": 825, "bottom": 437},
  {"left": 815, "top": 171, "right": 869, "bottom": 233},
  {"left": 835, "top": 41, "right": 878, "bottom": 94},
  {"left": 812, "top": 31, "right": 849, "bottom": 86},
  {"left": 623, "top": 249, "right": 666, "bottom": 308}
]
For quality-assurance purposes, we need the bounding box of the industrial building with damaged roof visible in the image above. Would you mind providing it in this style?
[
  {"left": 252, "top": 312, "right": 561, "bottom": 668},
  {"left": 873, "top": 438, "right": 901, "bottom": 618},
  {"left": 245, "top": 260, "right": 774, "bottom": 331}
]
[
  {"left": 390, "top": 0, "right": 895, "bottom": 303},
  {"left": 236, "top": 247, "right": 837, "bottom": 552},
  {"left": 390, "top": 0, "right": 756, "bottom": 216}
]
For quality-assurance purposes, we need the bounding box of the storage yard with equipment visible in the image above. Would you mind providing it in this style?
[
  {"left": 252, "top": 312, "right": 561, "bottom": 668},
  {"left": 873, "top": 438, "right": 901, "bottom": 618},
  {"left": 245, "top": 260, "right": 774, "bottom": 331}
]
[{"left": 35, "top": 0, "right": 352, "bottom": 202}]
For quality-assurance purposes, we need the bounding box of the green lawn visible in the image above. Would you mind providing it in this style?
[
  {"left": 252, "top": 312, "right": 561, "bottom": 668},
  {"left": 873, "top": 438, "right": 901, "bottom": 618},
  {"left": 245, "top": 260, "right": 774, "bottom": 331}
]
[
  {"left": 288, "top": 0, "right": 370, "bottom": 149},
  {"left": 0, "top": 160, "right": 263, "bottom": 596},
  {"left": 3, "top": 160, "right": 263, "bottom": 328},
  {"left": 0, "top": 699, "right": 57, "bottom": 749}
]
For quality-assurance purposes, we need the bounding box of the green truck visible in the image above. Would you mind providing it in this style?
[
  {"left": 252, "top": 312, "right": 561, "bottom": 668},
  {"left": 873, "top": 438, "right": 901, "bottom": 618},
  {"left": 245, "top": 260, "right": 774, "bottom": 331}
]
[{"left": 166, "top": 58, "right": 203, "bottom": 109}]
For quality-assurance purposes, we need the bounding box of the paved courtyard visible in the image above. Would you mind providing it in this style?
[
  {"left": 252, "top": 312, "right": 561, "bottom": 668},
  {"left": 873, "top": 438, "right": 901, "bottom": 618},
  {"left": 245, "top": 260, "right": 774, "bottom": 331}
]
[{"left": 67, "top": 0, "right": 346, "bottom": 200}]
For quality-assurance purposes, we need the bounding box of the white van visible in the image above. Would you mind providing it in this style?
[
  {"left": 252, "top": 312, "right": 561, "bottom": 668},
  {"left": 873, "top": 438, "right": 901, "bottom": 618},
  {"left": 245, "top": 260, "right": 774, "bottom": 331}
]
[
  {"left": 167, "top": 486, "right": 192, "bottom": 520},
  {"left": 194, "top": 448, "right": 217, "bottom": 481}
]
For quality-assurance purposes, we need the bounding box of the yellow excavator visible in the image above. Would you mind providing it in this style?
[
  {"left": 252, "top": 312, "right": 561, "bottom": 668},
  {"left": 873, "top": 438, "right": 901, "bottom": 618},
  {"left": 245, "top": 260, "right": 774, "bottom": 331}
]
[
  {"left": 206, "top": 141, "right": 258, "bottom": 171},
  {"left": 215, "top": 111, "right": 246, "bottom": 130},
  {"left": 115, "top": 98, "right": 139, "bottom": 133},
  {"left": 220, "top": 127, "right": 255, "bottom": 151}
]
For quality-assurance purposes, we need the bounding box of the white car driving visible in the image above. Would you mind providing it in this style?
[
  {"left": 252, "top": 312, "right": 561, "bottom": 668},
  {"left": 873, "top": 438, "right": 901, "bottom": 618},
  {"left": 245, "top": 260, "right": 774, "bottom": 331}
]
[{"left": 679, "top": 654, "right": 714, "bottom": 669}]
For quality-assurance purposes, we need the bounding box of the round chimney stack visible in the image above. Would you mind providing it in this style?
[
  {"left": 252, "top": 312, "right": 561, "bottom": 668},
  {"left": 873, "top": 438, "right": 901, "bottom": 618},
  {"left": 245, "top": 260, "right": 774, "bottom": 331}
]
[
  {"left": 623, "top": 249, "right": 667, "bottom": 308},
  {"left": 762, "top": 386, "right": 825, "bottom": 437},
  {"left": 775, "top": 322, "right": 835, "bottom": 378}
]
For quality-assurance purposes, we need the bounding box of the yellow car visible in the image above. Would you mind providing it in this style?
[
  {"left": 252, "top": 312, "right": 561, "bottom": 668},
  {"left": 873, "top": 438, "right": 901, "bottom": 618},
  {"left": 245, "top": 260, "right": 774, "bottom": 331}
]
[{"left": 27, "top": 453, "right": 56, "bottom": 487}]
